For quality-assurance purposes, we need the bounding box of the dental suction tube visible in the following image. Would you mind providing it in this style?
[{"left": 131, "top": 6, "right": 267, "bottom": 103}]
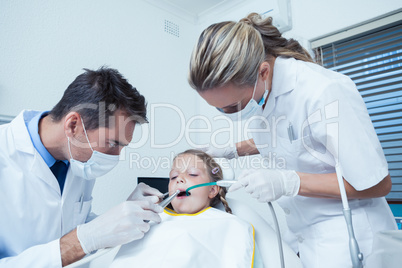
[
  {"left": 335, "top": 164, "right": 363, "bottom": 268},
  {"left": 185, "top": 181, "right": 236, "bottom": 196},
  {"left": 268, "top": 202, "right": 285, "bottom": 268}
]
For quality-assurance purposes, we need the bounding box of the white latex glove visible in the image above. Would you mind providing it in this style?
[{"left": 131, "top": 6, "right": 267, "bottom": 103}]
[
  {"left": 228, "top": 169, "right": 300, "bottom": 202},
  {"left": 127, "top": 182, "right": 164, "bottom": 203},
  {"left": 76, "top": 200, "right": 163, "bottom": 254},
  {"left": 200, "top": 145, "right": 238, "bottom": 159}
]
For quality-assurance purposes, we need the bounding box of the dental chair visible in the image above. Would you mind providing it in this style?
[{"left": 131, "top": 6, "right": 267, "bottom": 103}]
[
  {"left": 67, "top": 195, "right": 302, "bottom": 268},
  {"left": 217, "top": 197, "right": 303, "bottom": 267},
  {"left": 214, "top": 158, "right": 302, "bottom": 267},
  {"left": 67, "top": 157, "right": 303, "bottom": 268},
  {"left": 72, "top": 195, "right": 303, "bottom": 268}
]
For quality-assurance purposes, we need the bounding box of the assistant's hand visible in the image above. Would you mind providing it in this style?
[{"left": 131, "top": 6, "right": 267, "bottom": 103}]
[
  {"left": 127, "top": 182, "right": 164, "bottom": 203},
  {"left": 228, "top": 169, "right": 300, "bottom": 202},
  {"left": 76, "top": 200, "right": 163, "bottom": 254},
  {"left": 200, "top": 145, "right": 238, "bottom": 159}
]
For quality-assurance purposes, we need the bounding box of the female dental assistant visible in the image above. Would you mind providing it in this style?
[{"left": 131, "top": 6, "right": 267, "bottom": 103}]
[{"left": 188, "top": 13, "right": 397, "bottom": 268}]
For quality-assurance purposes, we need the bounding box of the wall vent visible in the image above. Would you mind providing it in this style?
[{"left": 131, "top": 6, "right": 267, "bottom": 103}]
[{"left": 164, "top": 20, "right": 180, "bottom": 37}]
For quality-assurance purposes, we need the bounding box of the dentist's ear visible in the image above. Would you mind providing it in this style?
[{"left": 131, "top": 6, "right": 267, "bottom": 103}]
[
  {"left": 64, "top": 112, "right": 82, "bottom": 139},
  {"left": 208, "top": 185, "right": 220, "bottom": 199}
]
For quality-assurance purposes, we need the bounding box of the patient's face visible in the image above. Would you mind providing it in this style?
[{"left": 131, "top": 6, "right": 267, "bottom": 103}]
[{"left": 168, "top": 154, "right": 219, "bottom": 214}]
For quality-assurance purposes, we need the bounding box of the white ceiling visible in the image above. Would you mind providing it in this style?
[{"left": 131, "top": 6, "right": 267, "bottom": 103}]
[
  {"left": 144, "top": 0, "right": 292, "bottom": 32},
  {"left": 145, "top": 0, "right": 246, "bottom": 24},
  {"left": 161, "top": 0, "right": 229, "bottom": 15}
]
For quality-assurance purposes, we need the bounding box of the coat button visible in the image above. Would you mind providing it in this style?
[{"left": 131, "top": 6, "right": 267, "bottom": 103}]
[{"left": 297, "top": 235, "right": 304, "bottom": 243}]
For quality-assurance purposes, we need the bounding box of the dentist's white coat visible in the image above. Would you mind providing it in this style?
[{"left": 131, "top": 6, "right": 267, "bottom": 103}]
[{"left": 0, "top": 110, "right": 95, "bottom": 268}]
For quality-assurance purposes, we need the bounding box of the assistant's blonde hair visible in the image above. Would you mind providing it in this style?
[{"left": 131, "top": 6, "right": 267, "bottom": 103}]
[{"left": 188, "top": 12, "right": 314, "bottom": 92}]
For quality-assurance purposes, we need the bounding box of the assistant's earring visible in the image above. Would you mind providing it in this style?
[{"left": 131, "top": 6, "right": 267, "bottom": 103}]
[{"left": 212, "top": 167, "right": 220, "bottom": 174}]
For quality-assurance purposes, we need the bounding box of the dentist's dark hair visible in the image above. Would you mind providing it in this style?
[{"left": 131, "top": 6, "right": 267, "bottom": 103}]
[{"left": 49, "top": 66, "right": 147, "bottom": 130}]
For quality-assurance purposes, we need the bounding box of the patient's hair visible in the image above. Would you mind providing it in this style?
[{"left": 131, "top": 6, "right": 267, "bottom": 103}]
[{"left": 175, "top": 149, "right": 232, "bottom": 214}]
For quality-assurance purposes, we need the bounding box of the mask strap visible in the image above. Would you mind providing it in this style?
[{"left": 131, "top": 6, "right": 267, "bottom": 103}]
[
  {"left": 81, "top": 117, "right": 94, "bottom": 152},
  {"left": 251, "top": 72, "right": 259, "bottom": 99},
  {"left": 67, "top": 137, "right": 73, "bottom": 159},
  {"left": 257, "top": 80, "right": 269, "bottom": 106}
]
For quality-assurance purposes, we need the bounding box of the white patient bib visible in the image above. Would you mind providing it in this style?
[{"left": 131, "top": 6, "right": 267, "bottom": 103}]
[{"left": 111, "top": 207, "right": 255, "bottom": 268}]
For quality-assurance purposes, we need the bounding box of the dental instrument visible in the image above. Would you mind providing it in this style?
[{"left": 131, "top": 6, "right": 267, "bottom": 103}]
[
  {"left": 160, "top": 192, "right": 169, "bottom": 199},
  {"left": 144, "top": 190, "right": 180, "bottom": 223},
  {"left": 335, "top": 164, "right": 363, "bottom": 268},
  {"left": 159, "top": 190, "right": 180, "bottom": 208},
  {"left": 331, "top": 125, "right": 363, "bottom": 268},
  {"left": 184, "top": 180, "right": 237, "bottom": 196},
  {"left": 268, "top": 202, "right": 285, "bottom": 268}
]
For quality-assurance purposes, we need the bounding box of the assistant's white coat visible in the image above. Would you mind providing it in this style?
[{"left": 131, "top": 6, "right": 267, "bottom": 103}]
[{"left": 248, "top": 57, "right": 397, "bottom": 267}]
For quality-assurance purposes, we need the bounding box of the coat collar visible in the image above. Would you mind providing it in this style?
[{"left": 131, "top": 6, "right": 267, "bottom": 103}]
[
  {"left": 10, "top": 110, "right": 39, "bottom": 155},
  {"left": 262, "top": 57, "right": 297, "bottom": 116},
  {"left": 11, "top": 110, "right": 63, "bottom": 194},
  {"left": 271, "top": 57, "right": 297, "bottom": 97}
]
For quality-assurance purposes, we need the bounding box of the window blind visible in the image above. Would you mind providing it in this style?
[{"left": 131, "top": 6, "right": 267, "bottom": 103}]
[{"left": 313, "top": 19, "right": 402, "bottom": 200}]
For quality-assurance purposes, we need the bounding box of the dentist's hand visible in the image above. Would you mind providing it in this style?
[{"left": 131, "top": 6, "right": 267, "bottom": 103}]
[
  {"left": 127, "top": 182, "right": 164, "bottom": 203},
  {"left": 76, "top": 200, "right": 163, "bottom": 254},
  {"left": 229, "top": 169, "right": 300, "bottom": 202},
  {"left": 200, "top": 145, "right": 238, "bottom": 159}
]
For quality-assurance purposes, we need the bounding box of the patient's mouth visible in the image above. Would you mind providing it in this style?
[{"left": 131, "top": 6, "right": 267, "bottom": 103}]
[{"left": 177, "top": 191, "right": 189, "bottom": 197}]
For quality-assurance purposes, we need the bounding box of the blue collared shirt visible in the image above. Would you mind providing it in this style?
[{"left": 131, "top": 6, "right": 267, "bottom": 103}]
[{"left": 26, "top": 111, "right": 69, "bottom": 188}]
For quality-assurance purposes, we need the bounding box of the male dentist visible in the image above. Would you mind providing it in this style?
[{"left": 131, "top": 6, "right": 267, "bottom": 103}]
[{"left": 0, "top": 67, "right": 163, "bottom": 267}]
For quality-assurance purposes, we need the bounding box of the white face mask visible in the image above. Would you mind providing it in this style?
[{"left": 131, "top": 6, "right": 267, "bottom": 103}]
[
  {"left": 68, "top": 118, "right": 120, "bottom": 180},
  {"left": 218, "top": 73, "right": 268, "bottom": 121}
]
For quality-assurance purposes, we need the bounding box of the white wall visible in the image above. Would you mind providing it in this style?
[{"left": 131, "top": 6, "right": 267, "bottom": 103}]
[
  {"left": 1, "top": 0, "right": 401, "bottom": 230},
  {"left": 197, "top": 0, "right": 402, "bottom": 46},
  {"left": 0, "top": 0, "right": 199, "bottom": 214},
  {"left": 288, "top": 0, "right": 401, "bottom": 44}
]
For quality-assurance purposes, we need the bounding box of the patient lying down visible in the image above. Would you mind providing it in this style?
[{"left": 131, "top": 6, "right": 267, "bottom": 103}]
[{"left": 111, "top": 150, "right": 257, "bottom": 268}]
